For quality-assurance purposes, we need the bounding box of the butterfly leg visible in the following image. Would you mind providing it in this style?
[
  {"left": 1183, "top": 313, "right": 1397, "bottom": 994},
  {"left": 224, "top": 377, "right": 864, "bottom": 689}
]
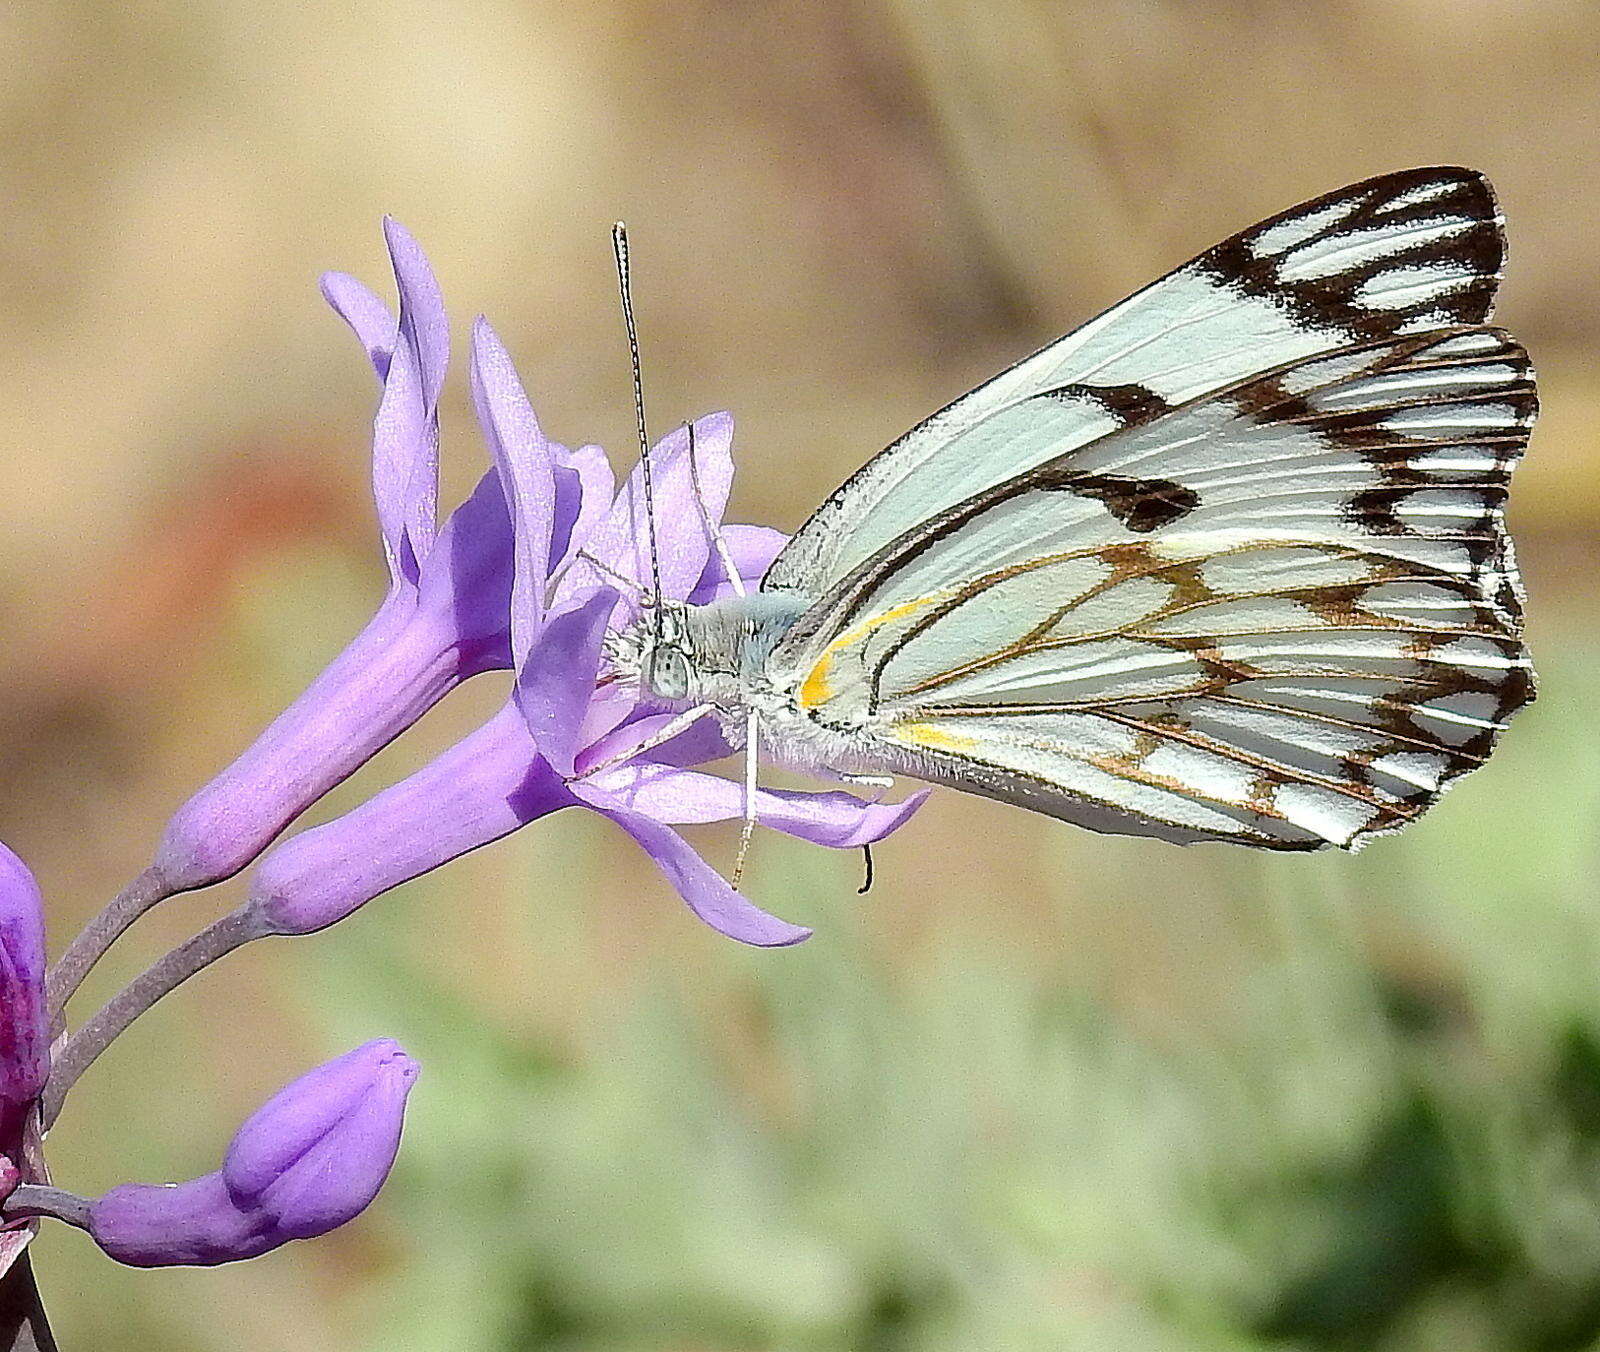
[
  {"left": 577, "top": 702, "right": 720, "bottom": 779},
  {"left": 574, "top": 548, "right": 650, "bottom": 602},
  {"left": 731, "top": 708, "right": 760, "bottom": 888},
  {"left": 686, "top": 420, "right": 747, "bottom": 600}
]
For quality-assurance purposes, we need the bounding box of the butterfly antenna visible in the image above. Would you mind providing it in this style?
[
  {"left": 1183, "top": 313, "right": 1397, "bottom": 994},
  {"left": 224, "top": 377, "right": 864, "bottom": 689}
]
[{"left": 612, "top": 222, "right": 664, "bottom": 621}]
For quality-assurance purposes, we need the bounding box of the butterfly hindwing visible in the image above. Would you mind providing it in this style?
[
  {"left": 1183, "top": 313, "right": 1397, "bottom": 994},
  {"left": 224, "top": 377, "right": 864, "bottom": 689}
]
[
  {"left": 764, "top": 167, "right": 1505, "bottom": 602},
  {"left": 777, "top": 324, "right": 1535, "bottom": 850}
]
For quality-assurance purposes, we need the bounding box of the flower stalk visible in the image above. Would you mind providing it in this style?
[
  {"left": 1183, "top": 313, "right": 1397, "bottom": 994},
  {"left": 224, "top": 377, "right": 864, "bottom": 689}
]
[
  {"left": 41, "top": 909, "right": 267, "bottom": 1130},
  {"left": 2, "top": 1189, "right": 89, "bottom": 1233},
  {"left": 0, "top": 1256, "right": 57, "bottom": 1352},
  {"left": 43, "top": 868, "right": 170, "bottom": 1021}
]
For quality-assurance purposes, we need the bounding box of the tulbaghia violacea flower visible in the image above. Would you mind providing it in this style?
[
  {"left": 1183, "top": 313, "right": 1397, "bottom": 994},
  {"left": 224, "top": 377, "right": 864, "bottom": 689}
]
[
  {"left": 47, "top": 219, "right": 607, "bottom": 1012},
  {"left": 149, "top": 224, "right": 490, "bottom": 895},
  {"left": 246, "top": 341, "right": 926, "bottom": 948},
  {"left": 154, "top": 222, "right": 608, "bottom": 898},
  {"left": 87, "top": 1040, "right": 418, "bottom": 1267},
  {"left": 8, "top": 217, "right": 926, "bottom": 1341}
]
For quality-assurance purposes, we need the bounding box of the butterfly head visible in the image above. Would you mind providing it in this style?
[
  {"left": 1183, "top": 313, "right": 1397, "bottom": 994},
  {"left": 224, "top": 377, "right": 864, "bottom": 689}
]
[
  {"left": 605, "top": 600, "right": 696, "bottom": 702},
  {"left": 606, "top": 594, "right": 809, "bottom": 710},
  {"left": 643, "top": 603, "right": 695, "bottom": 700}
]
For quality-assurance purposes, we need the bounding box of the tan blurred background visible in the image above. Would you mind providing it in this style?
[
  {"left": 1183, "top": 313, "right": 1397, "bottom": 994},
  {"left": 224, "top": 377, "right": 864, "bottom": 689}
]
[{"left": 4, "top": 2, "right": 1600, "bottom": 1349}]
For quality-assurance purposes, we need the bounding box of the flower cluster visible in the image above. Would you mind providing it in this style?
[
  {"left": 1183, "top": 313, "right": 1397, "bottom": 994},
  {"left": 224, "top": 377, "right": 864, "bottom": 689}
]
[{"left": 1, "top": 219, "right": 922, "bottom": 1325}]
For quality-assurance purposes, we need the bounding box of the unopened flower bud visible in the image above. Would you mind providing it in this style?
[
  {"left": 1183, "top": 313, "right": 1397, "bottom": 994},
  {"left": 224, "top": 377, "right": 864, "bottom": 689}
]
[{"left": 88, "top": 1040, "right": 418, "bottom": 1267}]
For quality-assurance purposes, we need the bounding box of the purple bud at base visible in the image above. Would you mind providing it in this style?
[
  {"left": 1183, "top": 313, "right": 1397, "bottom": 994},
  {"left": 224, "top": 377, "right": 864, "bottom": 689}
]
[
  {"left": 88, "top": 1040, "right": 418, "bottom": 1267},
  {"left": 0, "top": 845, "right": 48, "bottom": 1140}
]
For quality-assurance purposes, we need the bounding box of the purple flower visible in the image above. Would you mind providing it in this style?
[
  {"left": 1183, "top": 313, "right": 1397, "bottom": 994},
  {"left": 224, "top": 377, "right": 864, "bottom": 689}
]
[
  {"left": 151, "top": 220, "right": 602, "bottom": 894},
  {"left": 86, "top": 1040, "right": 418, "bottom": 1267},
  {"left": 247, "top": 368, "right": 927, "bottom": 948},
  {"left": 0, "top": 845, "right": 47, "bottom": 1150},
  {"left": 0, "top": 844, "right": 50, "bottom": 1290}
]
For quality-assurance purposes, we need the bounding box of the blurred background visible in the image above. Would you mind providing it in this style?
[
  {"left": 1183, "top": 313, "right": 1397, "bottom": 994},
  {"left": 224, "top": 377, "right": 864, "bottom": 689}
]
[{"left": 3, "top": 1, "right": 1599, "bottom": 1348}]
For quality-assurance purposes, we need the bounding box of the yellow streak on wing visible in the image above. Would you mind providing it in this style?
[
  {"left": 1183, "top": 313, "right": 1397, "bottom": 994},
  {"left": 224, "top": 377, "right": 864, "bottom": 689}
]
[
  {"left": 890, "top": 720, "right": 981, "bottom": 754},
  {"left": 797, "top": 595, "right": 947, "bottom": 710}
]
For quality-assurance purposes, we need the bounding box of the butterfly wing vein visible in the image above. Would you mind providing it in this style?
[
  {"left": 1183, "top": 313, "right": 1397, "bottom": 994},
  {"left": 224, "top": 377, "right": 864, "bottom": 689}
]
[{"left": 763, "top": 168, "right": 1535, "bottom": 849}]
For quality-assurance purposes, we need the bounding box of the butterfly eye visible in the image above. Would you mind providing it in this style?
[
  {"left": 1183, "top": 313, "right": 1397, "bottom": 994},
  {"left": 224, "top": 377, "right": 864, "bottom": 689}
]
[{"left": 647, "top": 646, "right": 692, "bottom": 701}]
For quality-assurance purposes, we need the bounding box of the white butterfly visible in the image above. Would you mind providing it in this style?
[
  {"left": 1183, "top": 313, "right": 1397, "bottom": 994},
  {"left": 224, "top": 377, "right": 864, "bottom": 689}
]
[{"left": 608, "top": 166, "right": 1536, "bottom": 859}]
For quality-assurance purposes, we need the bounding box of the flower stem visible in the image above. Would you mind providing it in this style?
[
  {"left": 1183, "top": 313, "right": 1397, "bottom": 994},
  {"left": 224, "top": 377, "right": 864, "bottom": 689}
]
[
  {"left": 41, "top": 908, "right": 267, "bottom": 1130},
  {"left": 0, "top": 1254, "right": 57, "bottom": 1352},
  {"left": 1, "top": 1187, "right": 89, "bottom": 1232},
  {"left": 45, "top": 867, "right": 174, "bottom": 1019}
]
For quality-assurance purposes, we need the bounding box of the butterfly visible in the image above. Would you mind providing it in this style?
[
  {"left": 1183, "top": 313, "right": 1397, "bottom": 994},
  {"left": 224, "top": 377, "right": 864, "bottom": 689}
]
[{"left": 609, "top": 166, "right": 1536, "bottom": 857}]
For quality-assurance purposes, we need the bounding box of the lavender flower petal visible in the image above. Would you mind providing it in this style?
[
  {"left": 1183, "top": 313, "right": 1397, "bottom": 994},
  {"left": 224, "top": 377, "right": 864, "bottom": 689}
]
[
  {"left": 555, "top": 414, "right": 734, "bottom": 618},
  {"left": 469, "top": 317, "right": 555, "bottom": 663},
  {"left": 582, "top": 763, "right": 930, "bottom": 848},
  {"left": 516, "top": 588, "right": 617, "bottom": 778},
  {"left": 248, "top": 704, "right": 574, "bottom": 936},
  {"left": 413, "top": 468, "right": 515, "bottom": 675},
  {"left": 552, "top": 442, "right": 615, "bottom": 574},
  {"left": 319, "top": 271, "right": 395, "bottom": 380},
  {"left": 687, "top": 524, "right": 788, "bottom": 604},
  {"left": 88, "top": 1041, "right": 418, "bottom": 1267},
  {"left": 371, "top": 217, "right": 447, "bottom": 582},
  {"left": 574, "top": 789, "right": 811, "bottom": 946},
  {"left": 0, "top": 845, "right": 47, "bottom": 1127}
]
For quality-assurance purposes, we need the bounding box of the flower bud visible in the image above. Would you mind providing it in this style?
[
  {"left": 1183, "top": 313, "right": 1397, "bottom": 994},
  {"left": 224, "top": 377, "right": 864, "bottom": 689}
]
[
  {"left": 88, "top": 1040, "right": 418, "bottom": 1267},
  {"left": 0, "top": 844, "right": 48, "bottom": 1137}
]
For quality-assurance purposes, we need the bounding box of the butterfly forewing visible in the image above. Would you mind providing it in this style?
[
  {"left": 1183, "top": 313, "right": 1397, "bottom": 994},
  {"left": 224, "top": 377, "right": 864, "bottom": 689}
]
[
  {"left": 777, "top": 323, "right": 1534, "bottom": 850},
  {"left": 765, "top": 166, "right": 1505, "bottom": 601}
]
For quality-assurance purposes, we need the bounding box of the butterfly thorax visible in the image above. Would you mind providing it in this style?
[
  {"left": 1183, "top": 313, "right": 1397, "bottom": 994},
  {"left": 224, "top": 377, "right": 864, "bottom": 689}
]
[{"left": 609, "top": 593, "right": 813, "bottom": 713}]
